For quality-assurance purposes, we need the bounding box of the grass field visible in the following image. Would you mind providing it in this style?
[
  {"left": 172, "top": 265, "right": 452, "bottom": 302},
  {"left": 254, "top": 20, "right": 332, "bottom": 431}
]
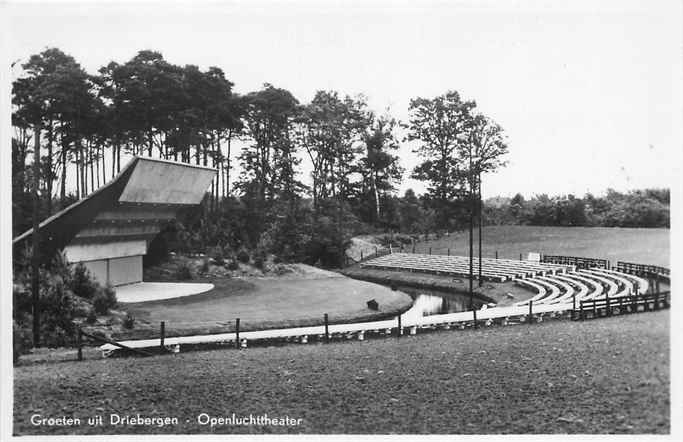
[
  {"left": 14, "top": 310, "right": 669, "bottom": 435},
  {"left": 408, "top": 226, "right": 669, "bottom": 267}
]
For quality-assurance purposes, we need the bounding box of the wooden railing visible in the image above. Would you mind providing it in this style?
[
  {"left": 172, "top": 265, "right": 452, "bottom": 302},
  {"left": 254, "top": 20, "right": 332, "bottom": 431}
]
[
  {"left": 573, "top": 291, "right": 670, "bottom": 320},
  {"left": 616, "top": 261, "right": 670, "bottom": 277},
  {"left": 541, "top": 255, "right": 609, "bottom": 269}
]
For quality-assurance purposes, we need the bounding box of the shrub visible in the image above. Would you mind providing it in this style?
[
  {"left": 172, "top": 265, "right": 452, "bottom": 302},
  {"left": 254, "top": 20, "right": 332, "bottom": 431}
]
[
  {"left": 39, "top": 276, "right": 77, "bottom": 346},
  {"left": 175, "top": 262, "right": 193, "bottom": 280},
  {"left": 236, "top": 249, "right": 250, "bottom": 264},
  {"left": 122, "top": 314, "right": 135, "bottom": 329},
  {"left": 211, "top": 246, "right": 226, "bottom": 266},
  {"left": 254, "top": 254, "right": 265, "bottom": 270},
  {"left": 13, "top": 321, "right": 32, "bottom": 363},
  {"left": 273, "top": 264, "right": 292, "bottom": 276},
  {"left": 70, "top": 263, "right": 98, "bottom": 299},
  {"left": 199, "top": 258, "right": 210, "bottom": 274},
  {"left": 226, "top": 259, "right": 239, "bottom": 271},
  {"left": 86, "top": 308, "right": 97, "bottom": 324},
  {"left": 93, "top": 285, "right": 117, "bottom": 315}
]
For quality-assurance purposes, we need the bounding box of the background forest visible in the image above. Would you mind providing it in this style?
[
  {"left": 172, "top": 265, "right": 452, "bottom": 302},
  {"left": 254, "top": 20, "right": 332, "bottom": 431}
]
[{"left": 12, "top": 48, "right": 670, "bottom": 269}]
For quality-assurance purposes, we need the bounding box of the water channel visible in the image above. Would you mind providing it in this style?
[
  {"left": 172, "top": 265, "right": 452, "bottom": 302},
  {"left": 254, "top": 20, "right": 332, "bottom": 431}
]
[{"left": 396, "top": 286, "right": 488, "bottom": 322}]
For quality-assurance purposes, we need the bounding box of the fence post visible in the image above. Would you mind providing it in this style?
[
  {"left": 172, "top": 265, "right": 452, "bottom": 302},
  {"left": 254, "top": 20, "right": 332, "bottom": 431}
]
[
  {"left": 397, "top": 315, "right": 402, "bottom": 338},
  {"left": 429, "top": 247, "right": 432, "bottom": 255},
  {"left": 519, "top": 253, "right": 522, "bottom": 261},
  {"left": 572, "top": 294, "right": 576, "bottom": 320},
  {"left": 447, "top": 248, "right": 450, "bottom": 256},
  {"left": 235, "top": 318, "right": 240, "bottom": 349},
  {"left": 528, "top": 300, "right": 533, "bottom": 324},
  {"left": 580, "top": 300, "right": 585, "bottom": 320},
  {"left": 77, "top": 326, "right": 83, "bottom": 361},
  {"left": 473, "top": 308, "right": 478, "bottom": 329},
  {"left": 324, "top": 313, "right": 329, "bottom": 343},
  {"left": 495, "top": 250, "right": 498, "bottom": 260},
  {"left": 606, "top": 294, "right": 610, "bottom": 317},
  {"left": 375, "top": 246, "right": 378, "bottom": 256},
  {"left": 361, "top": 251, "right": 363, "bottom": 261},
  {"left": 160, "top": 321, "right": 165, "bottom": 352}
]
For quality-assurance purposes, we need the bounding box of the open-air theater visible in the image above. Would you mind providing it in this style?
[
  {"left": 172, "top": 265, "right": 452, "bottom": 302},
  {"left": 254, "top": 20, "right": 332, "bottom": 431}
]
[{"left": 13, "top": 156, "right": 671, "bottom": 357}]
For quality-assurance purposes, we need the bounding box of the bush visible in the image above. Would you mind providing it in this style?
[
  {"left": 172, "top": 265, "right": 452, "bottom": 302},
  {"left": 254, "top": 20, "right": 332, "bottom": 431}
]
[
  {"left": 86, "top": 308, "right": 97, "bottom": 324},
  {"left": 93, "top": 285, "right": 117, "bottom": 315},
  {"left": 210, "top": 246, "right": 226, "bottom": 266},
  {"left": 236, "top": 249, "right": 250, "bottom": 263},
  {"left": 122, "top": 314, "right": 135, "bottom": 329},
  {"left": 199, "top": 258, "right": 210, "bottom": 274},
  {"left": 175, "top": 262, "right": 194, "bottom": 280},
  {"left": 226, "top": 259, "right": 239, "bottom": 271},
  {"left": 254, "top": 254, "right": 265, "bottom": 270},
  {"left": 13, "top": 321, "right": 32, "bottom": 363},
  {"left": 70, "top": 263, "right": 98, "bottom": 299}
]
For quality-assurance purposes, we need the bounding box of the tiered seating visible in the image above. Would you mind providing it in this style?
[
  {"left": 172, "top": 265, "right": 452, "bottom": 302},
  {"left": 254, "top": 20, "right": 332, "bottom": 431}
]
[
  {"left": 560, "top": 273, "right": 602, "bottom": 299},
  {"left": 600, "top": 268, "right": 649, "bottom": 295},
  {"left": 577, "top": 270, "right": 618, "bottom": 296},
  {"left": 552, "top": 275, "right": 588, "bottom": 302},
  {"left": 360, "top": 253, "right": 573, "bottom": 282},
  {"left": 361, "top": 253, "right": 655, "bottom": 312},
  {"left": 513, "top": 265, "right": 653, "bottom": 307}
]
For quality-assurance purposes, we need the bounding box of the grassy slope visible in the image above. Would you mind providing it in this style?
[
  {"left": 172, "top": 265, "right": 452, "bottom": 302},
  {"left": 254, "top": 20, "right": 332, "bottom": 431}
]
[
  {"left": 14, "top": 311, "right": 669, "bottom": 435},
  {"left": 108, "top": 276, "right": 413, "bottom": 341},
  {"left": 409, "top": 226, "right": 669, "bottom": 267}
]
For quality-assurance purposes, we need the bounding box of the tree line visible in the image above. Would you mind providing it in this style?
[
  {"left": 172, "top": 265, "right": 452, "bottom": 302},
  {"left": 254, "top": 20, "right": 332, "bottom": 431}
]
[
  {"left": 484, "top": 189, "right": 670, "bottom": 228},
  {"left": 13, "top": 47, "right": 512, "bottom": 267}
]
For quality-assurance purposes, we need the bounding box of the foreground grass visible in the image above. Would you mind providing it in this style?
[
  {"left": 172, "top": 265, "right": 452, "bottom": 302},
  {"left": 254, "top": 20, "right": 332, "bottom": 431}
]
[
  {"left": 410, "top": 225, "right": 669, "bottom": 267},
  {"left": 14, "top": 310, "right": 668, "bottom": 435}
]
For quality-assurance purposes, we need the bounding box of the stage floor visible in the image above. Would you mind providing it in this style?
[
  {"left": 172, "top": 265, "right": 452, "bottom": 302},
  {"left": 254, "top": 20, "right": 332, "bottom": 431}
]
[{"left": 115, "top": 282, "right": 215, "bottom": 303}]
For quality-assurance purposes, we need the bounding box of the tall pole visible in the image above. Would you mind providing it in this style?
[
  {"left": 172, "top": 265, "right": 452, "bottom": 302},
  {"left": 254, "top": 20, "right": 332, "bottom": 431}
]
[
  {"left": 31, "top": 124, "right": 41, "bottom": 347},
  {"left": 468, "top": 143, "right": 474, "bottom": 310},
  {"left": 478, "top": 168, "right": 483, "bottom": 287}
]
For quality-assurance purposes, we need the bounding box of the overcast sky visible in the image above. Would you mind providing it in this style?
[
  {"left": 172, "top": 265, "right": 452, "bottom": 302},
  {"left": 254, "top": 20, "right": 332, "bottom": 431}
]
[{"left": 6, "top": 0, "right": 682, "bottom": 199}]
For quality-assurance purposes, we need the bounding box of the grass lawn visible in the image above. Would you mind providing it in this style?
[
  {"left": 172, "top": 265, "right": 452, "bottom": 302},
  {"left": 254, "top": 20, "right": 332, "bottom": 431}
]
[
  {"left": 14, "top": 310, "right": 669, "bottom": 435},
  {"left": 408, "top": 225, "right": 669, "bottom": 267},
  {"left": 111, "top": 275, "right": 413, "bottom": 340}
]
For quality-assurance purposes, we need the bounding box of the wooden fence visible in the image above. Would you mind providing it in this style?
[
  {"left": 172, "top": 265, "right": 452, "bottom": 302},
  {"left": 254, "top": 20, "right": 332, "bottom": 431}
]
[
  {"left": 574, "top": 291, "right": 670, "bottom": 320},
  {"left": 616, "top": 261, "right": 670, "bottom": 277},
  {"left": 541, "top": 255, "right": 609, "bottom": 269}
]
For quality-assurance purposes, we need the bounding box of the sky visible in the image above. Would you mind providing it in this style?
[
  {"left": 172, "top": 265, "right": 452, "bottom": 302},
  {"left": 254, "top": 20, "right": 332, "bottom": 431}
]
[{"left": 4, "top": 0, "right": 683, "bottom": 199}]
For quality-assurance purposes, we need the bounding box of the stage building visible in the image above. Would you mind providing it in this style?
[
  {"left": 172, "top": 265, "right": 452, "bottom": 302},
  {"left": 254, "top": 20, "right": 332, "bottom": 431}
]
[{"left": 13, "top": 156, "right": 216, "bottom": 287}]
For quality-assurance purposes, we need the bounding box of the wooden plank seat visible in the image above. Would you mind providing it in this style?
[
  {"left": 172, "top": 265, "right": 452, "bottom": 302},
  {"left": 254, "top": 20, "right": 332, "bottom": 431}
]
[
  {"left": 583, "top": 268, "right": 632, "bottom": 297},
  {"left": 599, "top": 268, "right": 649, "bottom": 295},
  {"left": 527, "top": 277, "right": 562, "bottom": 304},
  {"left": 551, "top": 274, "right": 588, "bottom": 303},
  {"left": 513, "top": 278, "right": 548, "bottom": 306},
  {"left": 562, "top": 273, "right": 603, "bottom": 300},
  {"left": 577, "top": 270, "right": 619, "bottom": 296},
  {"left": 536, "top": 276, "right": 573, "bottom": 303}
]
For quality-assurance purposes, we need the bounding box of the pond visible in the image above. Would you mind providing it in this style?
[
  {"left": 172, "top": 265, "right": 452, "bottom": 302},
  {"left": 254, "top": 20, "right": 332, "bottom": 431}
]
[{"left": 397, "top": 286, "right": 488, "bottom": 322}]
